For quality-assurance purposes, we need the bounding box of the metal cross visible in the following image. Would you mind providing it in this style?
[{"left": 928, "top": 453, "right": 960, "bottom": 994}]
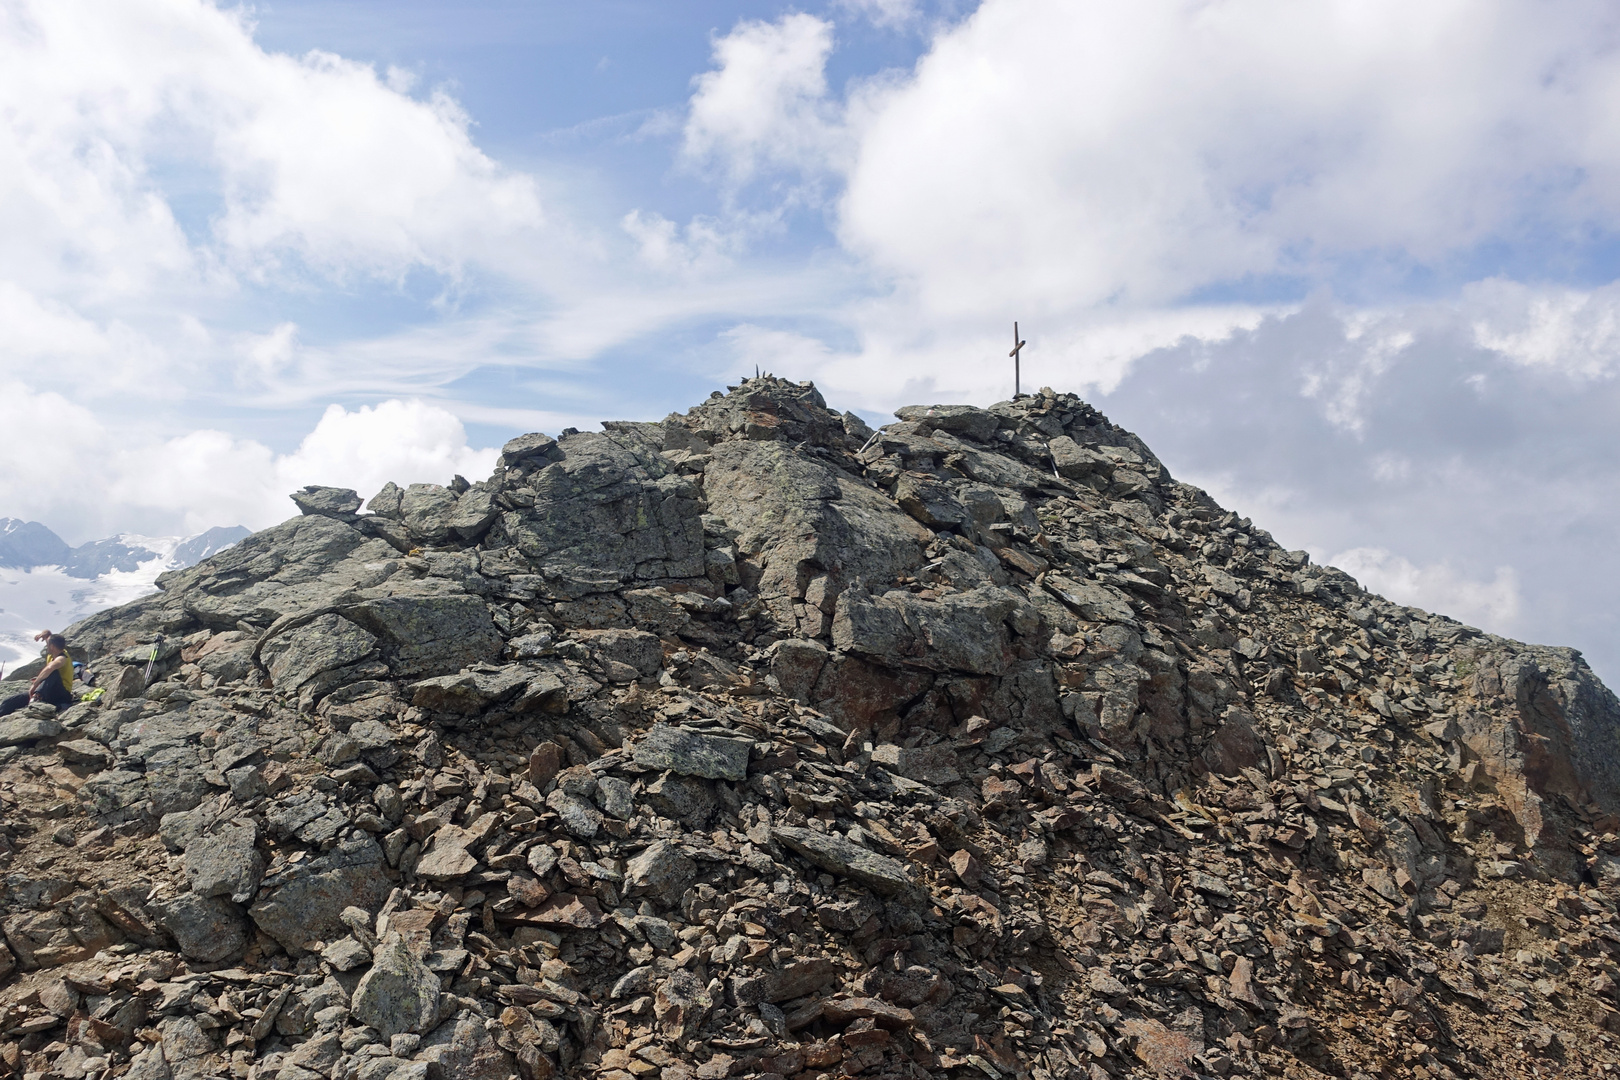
[{"left": 1009, "top": 322, "right": 1027, "bottom": 398}]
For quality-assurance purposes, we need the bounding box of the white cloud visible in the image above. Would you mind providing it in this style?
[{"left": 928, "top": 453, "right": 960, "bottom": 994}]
[
  {"left": 1464, "top": 278, "right": 1620, "bottom": 377},
  {"left": 0, "top": 0, "right": 541, "bottom": 297},
  {"left": 683, "top": 14, "right": 843, "bottom": 185},
  {"left": 1329, "top": 548, "right": 1521, "bottom": 632},
  {"left": 833, "top": 0, "right": 922, "bottom": 29},
  {"left": 0, "top": 386, "right": 499, "bottom": 541},
  {"left": 275, "top": 400, "right": 499, "bottom": 504},
  {"left": 1095, "top": 297, "right": 1620, "bottom": 681},
  {"left": 835, "top": 0, "right": 1620, "bottom": 319}
]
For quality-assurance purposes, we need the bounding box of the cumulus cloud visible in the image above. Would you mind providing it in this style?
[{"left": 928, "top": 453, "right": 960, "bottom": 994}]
[
  {"left": 1463, "top": 278, "right": 1620, "bottom": 378},
  {"left": 1095, "top": 298, "right": 1620, "bottom": 681},
  {"left": 0, "top": 0, "right": 540, "bottom": 297},
  {"left": 0, "top": 388, "right": 498, "bottom": 542},
  {"left": 1328, "top": 548, "right": 1521, "bottom": 631},
  {"left": 837, "top": 0, "right": 1620, "bottom": 318},
  {"left": 678, "top": 1, "right": 1620, "bottom": 397},
  {"left": 683, "top": 14, "right": 844, "bottom": 186}
]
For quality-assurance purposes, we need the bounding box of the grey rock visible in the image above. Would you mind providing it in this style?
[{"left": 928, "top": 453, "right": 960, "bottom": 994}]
[
  {"left": 291, "top": 486, "right": 363, "bottom": 520},
  {"left": 640, "top": 773, "right": 716, "bottom": 825},
  {"left": 0, "top": 716, "right": 61, "bottom": 746},
  {"left": 507, "top": 631, "right": 554, "bottom": 660},
  {"left": 322, "top": 935, "right": 372, "bottom": 971},
  {"left": 261, "top": 613, "right": 379, "bottom": 695},
  {"left": 595, "top": 775, "right": 635, "bottom": 819},
  {"left": 545, "top": 788, "right": 603, "bottom": 839},
  {"left": 871, "top": 743, "right": 961, "bottom": 785},
  {"left": 159, "top": 893, "right": 248, "bottom": 963},
  {"left": 282, "top": 1030, "right": 342, "bottom": 1076},
  {"left": 576, "top": 628, "right": 664, "bottom": 679},
  {"left": 894, "top": 403, "right": 1000, "bottom": 442},
  {"left": 623, "top": 840, "right": 697, "bottom": 897},
  {"left": 408, "top": 666, "right": 529, "bottom": 714},
  {"left": 77, "top": 768, "right": 147, "bottom": 825},
  {"left": 342, "top": 591, "right": 502, "bottom": 679},
  {"left": 654, "top": 969, "right": 712, "bottom": 1040},
  {"left": 632, "top": 723, "right": 751, "bottom": 781},
  {"left": 226, "top": 765, "right": 267, "bottom": 800},
  {"left": 157, "top": 1015, "right": 217, "bottom": 1080},
  {"left": 414, "top": 825, "right": 479, "bottom": 880},
  {"left": 1047, "top": 436, "right": 1115, "bottom": 479},
  {"left": 703, "top": 440, "right": 930, "bottom": 629},
  {"left": 351, "top": 933, "right": 439, "bottom": 1037},
  {"left": 499, "top": 431, "right": 565, "bottom": 467},
  {"left": 57, "top": 738, "right": 113, "bottom": 767},
  {"left": 447, "top": 487, "right": 500, "bottom": 541},
  {"left": 505, "top": 429, "right": 708, "bottom": 587},
  {"left": 250, "top": 835, "right": 390, "bottom": 953},
  {"left": 773, "top": 826, "right": 918, "bottom": 897},
  {"left": 124, "top": 1044, "right": 172, "bottom": 1080},
  {"left": 1042, "top": 574, "right": 1137, "bottom": 624},
  {"left": 266, "top": 789, "right": 349, "bottom": 845},
  {"left": 767, "top": 638, "right": 829, "bottom": 703},
  {"left": 415, "top": 1015, "right": 514, "bottom": 1080},
  {"left": 611, "top": 965, "right": 654, "bottom": 998},
  {"left": 895, "top": 474, "right": 970, "bottom": 530},
  {"left": 159, "top": 803, "right": 223, "bottom": 853},
  {"left": 833, "top": 585, "right": 1027, "bottom": 676},
  {"left": 367, "top": 482, "right": 404, "bottom": 519},
  {"left": 182, "top": 821, "right": 265, "bottom": 903},
  {"left": 400, "top": 484, "right": 458, "bottom": 543},
  {"left": 731, "top": 957, "right": 839, "bottom": 1006}
]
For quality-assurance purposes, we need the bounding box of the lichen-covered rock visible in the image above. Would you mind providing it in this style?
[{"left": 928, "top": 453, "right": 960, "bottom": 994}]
[
  {"left": 291, "top": 486, "right": 363, "bottom": 520},
  {"left": 351, "top": 933, "right": 440, "bottom": 1037},
  {"left": 181, "top": 821, "right": 264, "bottom": 903},
  {"left": 158, "top": 893, "right": 248, "bottom": 963},
  {"left": 632, "top": 724, "right": 751, "bottom": 781},
  {"left": 249, "top": 835, "right": 389, "bottom": 952},
  {"left": 261, "top": 613, "right": 379, "bottom": 694}
]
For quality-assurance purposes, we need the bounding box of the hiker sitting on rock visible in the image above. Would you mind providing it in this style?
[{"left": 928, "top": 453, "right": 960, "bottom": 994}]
[{"left": 0, "top": 631, "right": 74, "bottom": 716}]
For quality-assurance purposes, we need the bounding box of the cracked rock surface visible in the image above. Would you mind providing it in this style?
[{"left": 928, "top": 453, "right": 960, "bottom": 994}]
[{"left": 4, "top": 379, "right": 1620, "bottom": 1080}]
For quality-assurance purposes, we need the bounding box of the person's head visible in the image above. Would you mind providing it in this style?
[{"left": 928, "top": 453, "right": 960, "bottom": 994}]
[{"left": 45, "top": 634, "right": 66, "bottom": 655}]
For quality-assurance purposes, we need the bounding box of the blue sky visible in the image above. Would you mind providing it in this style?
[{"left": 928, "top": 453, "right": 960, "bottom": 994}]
[{"left": 5, "top": 0, "right": 1620, "bottom": 683}]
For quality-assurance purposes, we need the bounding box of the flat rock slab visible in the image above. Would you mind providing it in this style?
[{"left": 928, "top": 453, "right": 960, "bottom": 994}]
[
  {"left": 633, "top": 723, "right": 751, "bottom": 781},
  {"left": 0, "top": 717, "right": 62, "bottom": 746},
  {"left": 772, "top": 826, "right": 917, "bottom": 897},
  {"left": 732, "top": 958, "right": 839, "bottom": 1006},
  {"left": 822, "top": 996, "right": 915, "bottom": 1029},
  {"left": 182, "top": 822, "right": 265, "bottom": 903},
  {"left": 250, "top": 835, "right": 389, "bottom": 953},
  {"left": 512, "top": 892, "right": 604, "bottom": 929}
]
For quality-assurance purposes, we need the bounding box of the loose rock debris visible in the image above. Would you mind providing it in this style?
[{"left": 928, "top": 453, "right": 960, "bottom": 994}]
[{"left": 3, "top": 379, "right": 1620, "bottom": 1080}]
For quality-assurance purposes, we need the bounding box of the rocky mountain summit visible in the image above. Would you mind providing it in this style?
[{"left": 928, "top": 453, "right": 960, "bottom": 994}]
[{"left": 4, "top": 379, "right": 1620, "bottom": 1080}]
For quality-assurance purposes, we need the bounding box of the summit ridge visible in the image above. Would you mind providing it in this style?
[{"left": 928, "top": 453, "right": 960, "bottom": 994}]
[{"left": 2, "top": 379, "right": 1619, "bottom": 1080}]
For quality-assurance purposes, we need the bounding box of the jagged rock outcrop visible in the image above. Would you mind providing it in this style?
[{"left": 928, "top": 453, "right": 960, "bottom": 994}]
[{"left": 4, "top": 379, "right": 1620, "bottom": 1080}]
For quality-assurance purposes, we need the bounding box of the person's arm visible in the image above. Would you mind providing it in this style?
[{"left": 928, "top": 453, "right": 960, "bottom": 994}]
[
  {"left": 32, "top": 629, "right": 52, "bottom": 643},
  {"left": 31, "top": 655, "right": 65, "bottom": 691}
]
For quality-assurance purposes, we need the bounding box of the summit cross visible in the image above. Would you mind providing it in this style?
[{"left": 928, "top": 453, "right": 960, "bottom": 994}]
[{"left": 1010, "top": 322, "right": 1027, "bottom": 398}]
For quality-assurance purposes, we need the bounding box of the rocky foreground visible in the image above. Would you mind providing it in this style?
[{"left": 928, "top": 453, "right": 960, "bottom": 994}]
[{"left": 3, "top": 381, "right": 1620, "bottom": 1080}]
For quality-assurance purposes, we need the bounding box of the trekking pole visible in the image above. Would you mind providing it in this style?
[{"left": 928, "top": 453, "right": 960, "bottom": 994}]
[{"left": 143, "top": 635, "right": 165, "bottom": 684}]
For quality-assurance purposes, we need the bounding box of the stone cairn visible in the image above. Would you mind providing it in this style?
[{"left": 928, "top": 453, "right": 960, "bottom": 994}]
[{"left": 3, "top": 379, "right": 1620, "bottom": 1080}]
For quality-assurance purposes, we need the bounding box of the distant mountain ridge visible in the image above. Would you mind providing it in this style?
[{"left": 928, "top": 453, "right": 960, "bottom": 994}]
[{"left": 0, "top": 518, "right": 249, "bottom": 578}]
